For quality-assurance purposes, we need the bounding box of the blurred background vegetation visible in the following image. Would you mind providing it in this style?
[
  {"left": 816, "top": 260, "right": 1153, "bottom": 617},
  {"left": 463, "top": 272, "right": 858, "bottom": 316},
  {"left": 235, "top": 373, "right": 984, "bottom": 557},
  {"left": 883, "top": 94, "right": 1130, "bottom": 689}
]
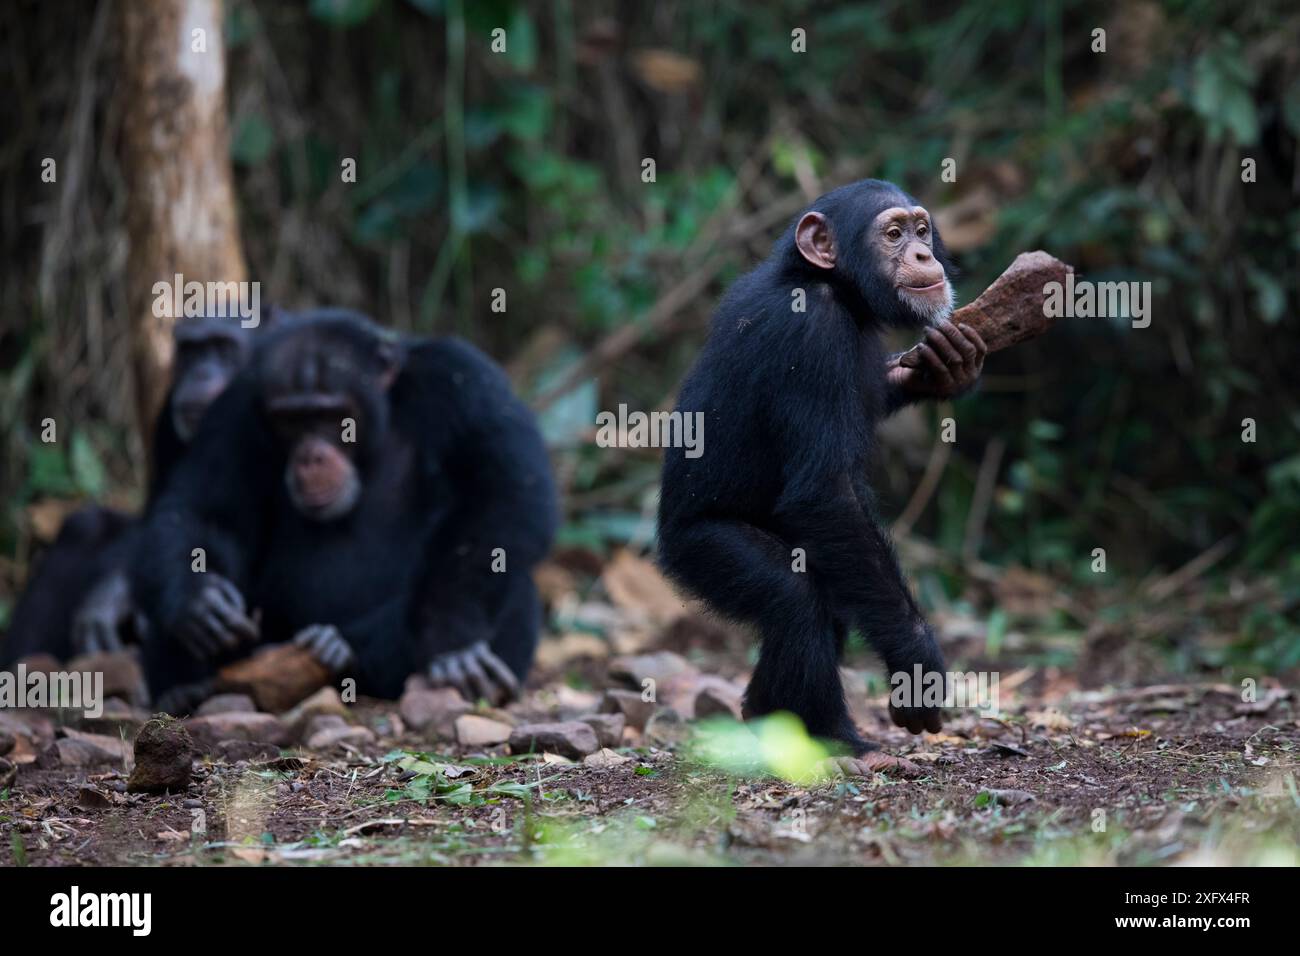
[{"left": 0, "top": 0, "right": 1296, "bottom": 679}]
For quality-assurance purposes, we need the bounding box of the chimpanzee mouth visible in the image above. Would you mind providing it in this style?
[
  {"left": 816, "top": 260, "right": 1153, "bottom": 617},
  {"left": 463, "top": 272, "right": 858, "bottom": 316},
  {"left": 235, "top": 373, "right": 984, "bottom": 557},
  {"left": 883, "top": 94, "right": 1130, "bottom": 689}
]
[{"left": 902, "top": 280, "right": 948, "bottom": 294}]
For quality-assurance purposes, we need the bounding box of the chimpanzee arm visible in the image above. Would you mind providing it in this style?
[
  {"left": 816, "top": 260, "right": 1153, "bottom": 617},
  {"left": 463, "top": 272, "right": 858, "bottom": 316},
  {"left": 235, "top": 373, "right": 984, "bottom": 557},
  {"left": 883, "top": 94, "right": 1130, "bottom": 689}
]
[
  {"left": 394, "top": 339, "right": 558, "bottom": 665},
  {"left": 133, "top": 373, "right": 276, "bottom": 651}
]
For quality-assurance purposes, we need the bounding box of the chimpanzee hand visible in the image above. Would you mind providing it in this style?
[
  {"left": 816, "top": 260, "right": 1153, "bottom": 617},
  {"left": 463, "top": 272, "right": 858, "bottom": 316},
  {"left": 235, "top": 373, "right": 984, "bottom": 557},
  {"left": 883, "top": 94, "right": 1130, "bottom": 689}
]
[
  {"left": 887, "top": 320, "right": 987, "bottom": 399},
  {"left": 176, "top": 574, "right": 258, "bottom": 662},
  {"left": 293, "top": 624, "right": 355, "bottom": 674},
  {"left": 72, "top": 571, "right": 145, "bottom": 655},
  {"left": 426, "top": 640, "right": 520, "bottom": 705}
]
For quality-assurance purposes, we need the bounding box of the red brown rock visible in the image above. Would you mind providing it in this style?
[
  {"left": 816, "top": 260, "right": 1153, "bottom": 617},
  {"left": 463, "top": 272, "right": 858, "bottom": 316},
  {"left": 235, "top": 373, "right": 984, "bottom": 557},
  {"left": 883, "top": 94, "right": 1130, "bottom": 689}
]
[{"left": 899, "top": 251, "right": 1073, "bottom": 367}]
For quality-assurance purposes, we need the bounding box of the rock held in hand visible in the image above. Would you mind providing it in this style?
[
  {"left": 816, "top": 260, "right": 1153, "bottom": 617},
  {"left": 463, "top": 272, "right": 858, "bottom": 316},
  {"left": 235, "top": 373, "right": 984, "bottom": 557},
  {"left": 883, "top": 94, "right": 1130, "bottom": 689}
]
[
  {"left": 215, "top": 643, "right": 330, "bottom": 713},
  {"left": 127, "top": 716, "right": 196, "bottom": 793},
  {"left": 900, "top": 251, "right": 1073, "bottom": 366},
  {"left": 509, "top": 721, "right": 600, "bottom": 760}
]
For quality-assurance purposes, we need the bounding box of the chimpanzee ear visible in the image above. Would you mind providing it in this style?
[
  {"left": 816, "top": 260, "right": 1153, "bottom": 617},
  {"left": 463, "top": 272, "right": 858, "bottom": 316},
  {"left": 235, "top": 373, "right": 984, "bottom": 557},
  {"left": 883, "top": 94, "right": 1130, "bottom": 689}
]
[{"left": 795, "top": 211, "right": 837, "bottom": 270}]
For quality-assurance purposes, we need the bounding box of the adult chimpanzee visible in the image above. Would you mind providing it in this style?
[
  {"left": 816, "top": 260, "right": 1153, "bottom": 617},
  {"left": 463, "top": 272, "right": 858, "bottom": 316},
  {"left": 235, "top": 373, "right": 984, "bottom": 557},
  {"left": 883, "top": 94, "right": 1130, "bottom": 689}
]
[
  {"left": 133, "top": 312, "right": 557, "bottom": 710},
  {"left": 0, "top": 312, "right": 269, "bottom": 667},
  {"left": 657, "top": 179, "right": 987, "bottom": 756}
]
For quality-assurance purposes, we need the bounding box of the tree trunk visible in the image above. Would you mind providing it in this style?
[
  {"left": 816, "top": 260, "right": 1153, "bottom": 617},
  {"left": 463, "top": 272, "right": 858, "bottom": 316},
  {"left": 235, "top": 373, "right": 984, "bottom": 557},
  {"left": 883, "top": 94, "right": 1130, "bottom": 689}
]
[{"left": 118, "top": 0, "right": 246, "bottom": 446}]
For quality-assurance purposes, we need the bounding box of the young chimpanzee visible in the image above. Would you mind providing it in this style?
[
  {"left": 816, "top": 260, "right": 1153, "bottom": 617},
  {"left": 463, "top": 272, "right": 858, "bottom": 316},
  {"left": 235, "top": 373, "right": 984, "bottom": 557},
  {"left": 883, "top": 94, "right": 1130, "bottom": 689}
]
[
  {"left": 133, "top": 311, "right": 557, "bottom": 710},
  {"left": 0, "top": 311, "right": 271, "bottom": 667},
  {"left": 657, "top": 179, "right": 987, "bottom": 756}
]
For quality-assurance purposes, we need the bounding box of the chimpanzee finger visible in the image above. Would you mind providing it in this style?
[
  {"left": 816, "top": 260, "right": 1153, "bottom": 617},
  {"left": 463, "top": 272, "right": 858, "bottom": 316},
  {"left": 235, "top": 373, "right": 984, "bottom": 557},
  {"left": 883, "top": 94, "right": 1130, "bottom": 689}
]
[
  {"left": 925, "top": 326, "right": 964, "bottom": 367},
  {"left": 924, "top": 709, "right": 943, "bottom": 733},
  {"left": 443, "top": 656, "right": 472, "bottom": 699},
  {"left": 476, "top": 647, "right": 520, "bottom": 701},
  {"left": 959, "top": 324, "right": 988, "bottom": 358},
  {"left": 211, "top": 595, "right": 258, "bottom": 644},
  {"left": 937, "top": 321, "right": 976, "bottom": 362},
  {"left": 211, "top": 576, "right": 245, "bottom": 611},
  {"left": 460, "top": 655, "right": 495, "bottom": 703},
  {"left": 917, "top": 344, "right": 956, "bottom": 391},
  {"left": 427, "top": 660, "right": 448, "bottom": 687}
]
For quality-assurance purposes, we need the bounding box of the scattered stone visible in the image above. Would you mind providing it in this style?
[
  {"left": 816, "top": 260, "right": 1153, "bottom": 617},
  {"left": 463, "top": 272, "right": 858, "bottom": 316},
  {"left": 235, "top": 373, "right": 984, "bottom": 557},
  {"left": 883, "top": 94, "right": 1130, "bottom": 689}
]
[
  {"left": 534, "top": 632, "right": 611, "bottom": 670},
  {"left": 186, "top": 712, "right": 291, "bottom": 751},
  {"left": 987, "top": 788, "right": 1036, "bottom": 806},
  {"left": 77, "top": 785, "right": 114, "bottom": 809},
  {"left": 509, "top": 721, "right": 599, "bottom": 760},
  {"left": 215, "top": 739, "right": 281, "bottom": 763},
  {"left": 80, "top": 697, "right": 149, "bottom": 736},
  {"left": 197, "top": 694, "right": 258, "bottom": 716},
  {"left": 600, "top": 689, "right": 657, "bottom": 731},
  {"left": 454, "top": 714, "right": 513, "bottom": 749},
  {"left": 693, "top": 678, "right": 744, "bottom": 720},
  {"left": 215, "top": 643, "right": 330, "bottom": 713},
  {"left": 303, "top": 713, "right": 347, "bottom": 738},
  {"left": 579, "top": 712, "right": 625, "bottom": 749},
  {"left": 644, "top": 708, "right": 689, "bottom": 749},
  {"left": 400, "top": 685, "right": 471, "bottom": 737},
  {"left": 609, "top": 650, "right": 697, "bottom": 688},
  {"left": 127, "top": 716, "right": 196, "bottom": 794},
  {"left": 50, "top": 728, "right": 132, "bottom": 768},
  {"left": 584, "top": 748, "right": 632, "bottom": 769},
  {"left": 66, "top": 650, "right": 148, "bottom": 706},
  {"left": 306, "top": 724, "right": 376, "bottom": 750},
  {"left": 280, "top": 686, "right": 349, "bottom": 739}
]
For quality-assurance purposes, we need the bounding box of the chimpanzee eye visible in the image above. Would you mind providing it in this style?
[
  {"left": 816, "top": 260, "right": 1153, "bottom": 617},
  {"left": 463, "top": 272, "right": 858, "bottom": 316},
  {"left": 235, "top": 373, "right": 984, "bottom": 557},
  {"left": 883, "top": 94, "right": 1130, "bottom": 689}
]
[
  {"left": 886, "top": 227, "right": 902, "bottom": 241},
  {"left": 917, "top": 223, "right": 929, "bottom": 239}
]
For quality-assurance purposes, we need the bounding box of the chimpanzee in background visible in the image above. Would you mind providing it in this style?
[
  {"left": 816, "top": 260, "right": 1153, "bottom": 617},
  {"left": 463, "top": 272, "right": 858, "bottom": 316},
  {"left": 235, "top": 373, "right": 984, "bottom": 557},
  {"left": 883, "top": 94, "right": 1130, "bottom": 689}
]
[
  {"left": 133, "top": 311, "right": 557, "bottom": 710},
  {"left": 0, "top": 310, "right": 274, "bottom": 667},
  {"left": 657, "top": 179, "right": 987, "bottom": 756}
]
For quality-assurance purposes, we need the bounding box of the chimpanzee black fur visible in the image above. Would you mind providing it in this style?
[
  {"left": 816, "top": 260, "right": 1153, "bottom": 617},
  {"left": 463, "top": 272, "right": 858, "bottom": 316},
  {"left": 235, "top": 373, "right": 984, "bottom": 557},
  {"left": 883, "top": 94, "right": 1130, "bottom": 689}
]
[
  {"left": 658, "top": 179, "right": 977, "bottom": 755},
  {"left": 133, "top": 311, "right": 557, "bottom": 705}
]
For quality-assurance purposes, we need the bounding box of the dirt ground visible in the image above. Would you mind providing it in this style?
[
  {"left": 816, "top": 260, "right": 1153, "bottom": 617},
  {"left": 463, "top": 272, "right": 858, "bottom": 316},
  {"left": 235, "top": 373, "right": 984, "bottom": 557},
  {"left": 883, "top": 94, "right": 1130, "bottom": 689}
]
[{"left": 2, "top": 553, "right": 1297, "bottom": 867}]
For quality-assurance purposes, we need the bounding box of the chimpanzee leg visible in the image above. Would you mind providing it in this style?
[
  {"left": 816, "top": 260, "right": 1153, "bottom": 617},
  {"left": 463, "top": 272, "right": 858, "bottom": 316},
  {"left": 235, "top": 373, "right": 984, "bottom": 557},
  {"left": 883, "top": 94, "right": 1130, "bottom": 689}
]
[{"left": 660, "top": 519, "right": 868, "bottom": 752}]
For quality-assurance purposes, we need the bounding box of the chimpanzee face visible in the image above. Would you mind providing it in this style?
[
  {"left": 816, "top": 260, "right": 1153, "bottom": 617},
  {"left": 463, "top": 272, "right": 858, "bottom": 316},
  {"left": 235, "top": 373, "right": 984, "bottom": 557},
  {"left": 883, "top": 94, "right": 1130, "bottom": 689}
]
[
  {"left": 170, "top": 319, "right": 254, "bottom": 441},
  {"left": 791, "top": 180, "right": 956, "bottom": 330},
  {"left": 869, "top": 204, "right": 955, "bottom": 326}
]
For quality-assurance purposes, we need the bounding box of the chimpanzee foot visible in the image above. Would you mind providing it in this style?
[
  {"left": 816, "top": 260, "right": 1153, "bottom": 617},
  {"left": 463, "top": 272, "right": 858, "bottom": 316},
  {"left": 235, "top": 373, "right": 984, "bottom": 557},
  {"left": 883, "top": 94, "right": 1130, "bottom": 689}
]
[
  {"left": 293, "top": 624, "right": 355, "bottom": 674},
  {"left": 426, "top": 641, "right": 520, "bottom": 705},
  {"left": 822, "top": 752, "right": 923, "bottom": 778},
  {"left": 155, "top": 679, "right": 214, "bottom": 716}
]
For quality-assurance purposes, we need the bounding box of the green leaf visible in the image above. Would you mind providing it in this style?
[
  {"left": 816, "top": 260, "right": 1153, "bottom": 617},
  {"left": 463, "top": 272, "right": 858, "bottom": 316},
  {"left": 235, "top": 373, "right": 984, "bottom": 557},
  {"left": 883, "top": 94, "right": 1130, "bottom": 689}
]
[
  {"left": 69, "top": 432, "right": 106, "bottom": 498},
  {"left": 231, "top": 115, "right": 275, "bottom": 166}
]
